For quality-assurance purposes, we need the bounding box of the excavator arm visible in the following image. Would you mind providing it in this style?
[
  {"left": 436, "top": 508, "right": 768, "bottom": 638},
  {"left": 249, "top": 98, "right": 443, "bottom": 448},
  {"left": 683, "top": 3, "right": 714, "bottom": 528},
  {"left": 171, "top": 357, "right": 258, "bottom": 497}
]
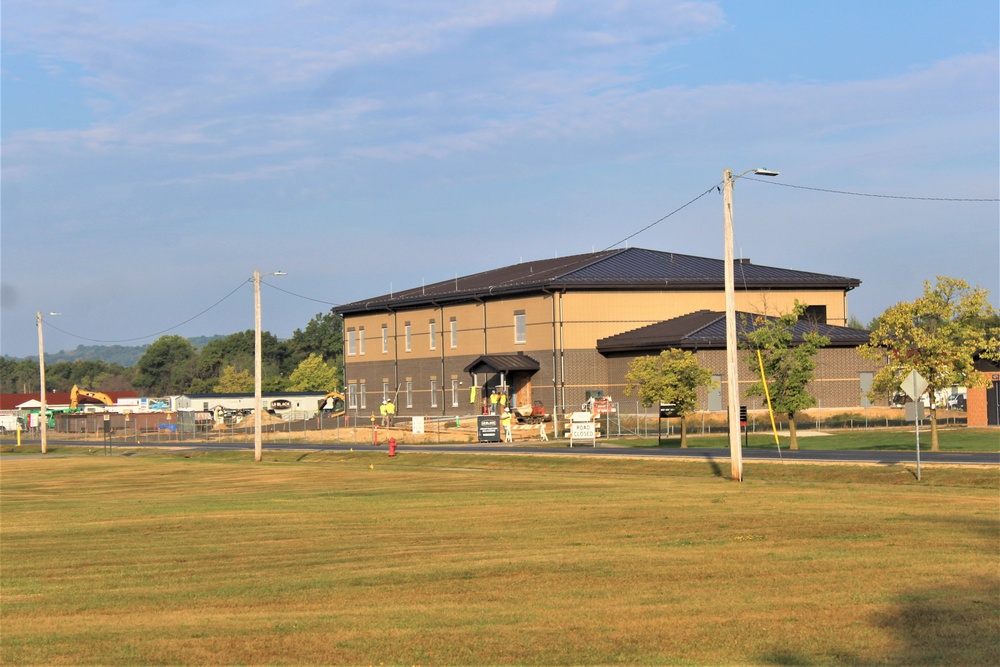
[
  {"left": 70, "top": 384, "right": 114, "bottom": 409},
  {"left": 317, "top": 391, "right": 346, "bottom": 418}
]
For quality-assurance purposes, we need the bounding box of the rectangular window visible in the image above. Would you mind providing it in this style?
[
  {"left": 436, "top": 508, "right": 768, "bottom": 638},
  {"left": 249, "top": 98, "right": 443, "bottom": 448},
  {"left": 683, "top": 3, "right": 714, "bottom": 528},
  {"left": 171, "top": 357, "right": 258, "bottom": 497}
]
[
  {"left": 383, "top": 382, "right": 390, "bottom": 401},
  {"left": 430, "top": 380, "right": 438, "bottom": 408},
  {"left": 347, "top": 328, "right": 357, "bottom": 356},
  {"left": 514, "top": 311, "right": 526, "bottom": 344},
  {"left": 450, "top": 317, "right": 457, "bottom": 349},
  {"left": 405, "top": 322, "right": 412, "bottom": 352},
  {"left": 406, "top": 381, "right": 413, "bottom": 409},
  {"left": 360, "top": 382, "right": 366, "bottom": 409},
  {"left": 359, "top": 327, "right": 365, "bottom": 356},
  {"left": 451, "top": 379, "right": 459, "bottom": 407},
  {"left": 347, "top": 383, "right": 358, "bottom": 409},
  {"left": 429, "top": 319, "right": 437, "bottom": 350},
  {"left": 382, "top": 325, "right": 388, "bottom": 353}
]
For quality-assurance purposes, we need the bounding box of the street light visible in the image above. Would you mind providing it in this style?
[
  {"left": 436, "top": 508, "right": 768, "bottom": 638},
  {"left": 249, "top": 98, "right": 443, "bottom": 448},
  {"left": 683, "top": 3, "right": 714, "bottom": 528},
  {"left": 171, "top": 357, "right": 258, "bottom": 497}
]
[
  {"left": 723, "top": 168, "right": 779, "bottom": 482},
  {"left": 253, "top": 270, "right": 286, "bottom": 462},
  {"left": 36, "top": 311, "right": 61, "bottom": 454}
]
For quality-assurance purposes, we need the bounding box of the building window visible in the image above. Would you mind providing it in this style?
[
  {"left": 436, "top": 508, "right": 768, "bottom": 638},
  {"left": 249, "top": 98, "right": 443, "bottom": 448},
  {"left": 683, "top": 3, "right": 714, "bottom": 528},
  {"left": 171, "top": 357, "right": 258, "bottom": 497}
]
[
  {"left": 451, "top": 379, "right": 459, "bottom": 407},
  {"left": 429, "top": 319, "right": 437, "bottom": 350},
  {"left": 382, "top": 325, "right": 388, "bottom": 354},
  {"left": 359, "top": 327, "right": 365, "bottom": 356},
  {"left": 347, "top": 383, "right": 357, "bottom": 409},
  {"left": 383, "top": 382, "right": 390, "bottom": 402},
  {"left": 450, "top": 317, "right": 457, "bottom": 349},
  {"left": 405, "top": 322, "right": 412, "bottom": 352},
  {"left": 514, "top": 311, "right": 526, "bottom": 344},
  {"left": 347, "top": 328, "right": 357, "bottom": 356},
  {"left": 359, "top": 382, "right": 366, "bottom": 409},
  {"left": 406, "top": 381, "right": 413, "bottom": 408},
  {"left": 430, "top": 380, "right": 438, "bottom": 408}
]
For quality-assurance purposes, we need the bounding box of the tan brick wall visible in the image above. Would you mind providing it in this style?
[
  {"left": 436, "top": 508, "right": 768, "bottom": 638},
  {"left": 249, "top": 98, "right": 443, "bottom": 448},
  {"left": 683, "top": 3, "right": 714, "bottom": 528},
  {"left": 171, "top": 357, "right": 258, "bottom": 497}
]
[{"left": 342, "top": 287, "right": 862, "bottom": 416}]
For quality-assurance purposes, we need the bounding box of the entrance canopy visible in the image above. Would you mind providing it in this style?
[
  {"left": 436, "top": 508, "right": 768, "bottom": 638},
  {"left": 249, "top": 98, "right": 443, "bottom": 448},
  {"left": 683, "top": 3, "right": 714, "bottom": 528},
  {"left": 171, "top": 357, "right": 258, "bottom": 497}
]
[{"left": 463, "top": 353, "right": 540, "bottom": 375}]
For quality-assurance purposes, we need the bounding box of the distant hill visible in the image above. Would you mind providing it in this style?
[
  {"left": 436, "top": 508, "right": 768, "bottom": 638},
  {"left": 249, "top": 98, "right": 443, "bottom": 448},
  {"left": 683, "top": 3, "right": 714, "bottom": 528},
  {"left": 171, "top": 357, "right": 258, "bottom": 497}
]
[{"left": 13, "top": 335, "right": 225, "bottom": 367}]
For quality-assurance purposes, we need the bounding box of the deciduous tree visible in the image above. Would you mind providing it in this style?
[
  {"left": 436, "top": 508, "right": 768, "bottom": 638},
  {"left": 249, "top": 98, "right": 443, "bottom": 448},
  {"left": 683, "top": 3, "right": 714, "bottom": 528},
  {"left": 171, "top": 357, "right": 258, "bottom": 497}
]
[
  {"left": 623, "top": 349, "right": 715, "bottom": 448},
  {"left": 743, "top": 305, "right": 830, "bottom": 451},
  {"left": 860, "top": 276, "right": 1000, "bottom": 451},
  {"left": 287, "top": 353, "right": 339, "bottom": 392}
]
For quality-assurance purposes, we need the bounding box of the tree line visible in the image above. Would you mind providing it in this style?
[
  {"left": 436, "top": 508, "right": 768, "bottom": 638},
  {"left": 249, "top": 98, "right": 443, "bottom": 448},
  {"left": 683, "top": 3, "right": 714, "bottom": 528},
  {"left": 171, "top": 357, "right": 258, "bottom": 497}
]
[{"left": 0, "top": 312, "right": 344, "bottom": 397}]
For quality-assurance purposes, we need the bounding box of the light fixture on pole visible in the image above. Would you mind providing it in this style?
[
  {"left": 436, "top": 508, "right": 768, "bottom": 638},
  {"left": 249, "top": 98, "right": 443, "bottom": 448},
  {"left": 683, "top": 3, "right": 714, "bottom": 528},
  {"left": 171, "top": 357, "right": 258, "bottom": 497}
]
[
  {"left": 253, "top": 270, "right": 286, "bottom": 462},
  {"left": 36, "top": 311, "right": 61, "bottom": 454},
  {"left": 723, "top": 167, "right": 779, "bottom": 482}
]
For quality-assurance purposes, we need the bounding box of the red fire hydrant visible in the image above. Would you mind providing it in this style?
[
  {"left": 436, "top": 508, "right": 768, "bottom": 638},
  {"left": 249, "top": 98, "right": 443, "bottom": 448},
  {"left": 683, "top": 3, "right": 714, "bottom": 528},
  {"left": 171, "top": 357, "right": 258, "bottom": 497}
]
[{"left": 388, "top": 437, "right": 397, "bottom": 457}]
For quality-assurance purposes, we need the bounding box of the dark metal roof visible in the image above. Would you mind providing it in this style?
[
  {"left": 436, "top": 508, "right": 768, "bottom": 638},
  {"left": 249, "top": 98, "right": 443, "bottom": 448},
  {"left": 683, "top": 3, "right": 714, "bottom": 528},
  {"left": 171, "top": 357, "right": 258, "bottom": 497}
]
[
  {"left": 597, "top": 310, "right": 872, "bottom": 355},
  {"left": 463, "top": 354, "right": 541, "bottom": 374},
  {"left": 334, "top": 247, "right": 861, "bottom": 315}
]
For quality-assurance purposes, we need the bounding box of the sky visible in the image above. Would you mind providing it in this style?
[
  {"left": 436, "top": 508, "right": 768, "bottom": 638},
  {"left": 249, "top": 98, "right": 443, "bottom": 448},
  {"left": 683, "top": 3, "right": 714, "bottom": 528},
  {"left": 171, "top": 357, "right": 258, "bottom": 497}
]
[{"left": 2, "top": 0, "right": 998, "bottom": 359}]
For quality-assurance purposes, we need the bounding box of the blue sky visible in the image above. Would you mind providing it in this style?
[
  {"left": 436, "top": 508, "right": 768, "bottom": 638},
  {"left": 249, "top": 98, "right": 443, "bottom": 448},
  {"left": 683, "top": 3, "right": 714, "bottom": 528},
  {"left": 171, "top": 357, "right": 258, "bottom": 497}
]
[{"left": 2, "top": 0, "right": 998, "bottom": 359}]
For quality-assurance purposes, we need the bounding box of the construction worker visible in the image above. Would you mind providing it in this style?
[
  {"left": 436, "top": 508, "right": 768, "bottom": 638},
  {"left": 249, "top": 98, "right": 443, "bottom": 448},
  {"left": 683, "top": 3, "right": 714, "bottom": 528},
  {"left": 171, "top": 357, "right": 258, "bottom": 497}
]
[
  {"left": 385, "top": 398, "right": 396, "bottom": 427},
  {"left": 489, "top": 389, "right": 499, "bottom": 415},
  {"left": 499, "top": 391, "right": 507, "bottom": 413},
  {"left": 379, "top": 400, "right": 389, "bottom": 427},
  {"left": 501, "top": 408, "right": 513, "bottom": 443}
]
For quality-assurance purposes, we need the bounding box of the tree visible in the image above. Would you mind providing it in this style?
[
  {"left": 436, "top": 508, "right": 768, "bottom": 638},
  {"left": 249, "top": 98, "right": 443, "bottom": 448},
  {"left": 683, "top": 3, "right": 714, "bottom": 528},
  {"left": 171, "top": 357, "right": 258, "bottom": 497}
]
[
  {"left": 287, "top": 312, "right": 344, "bottom": 383},
  {"left": 216, "top": 365, "right": 254, "bottom": 393},
  {"left": 623, "top": 349, "right": 715, "bottom": 448},
  {"left": 132, "top": 335, "right": 197, "bottom": 395},
  {"left": 860, "top": 276, "right": 1000, "bottom": 451},
  {"left": 287, "top": 353, "right": 339, "bottom": 392},
  {"left": 743, "top": 305, "right": 830, "bottom": 451}
]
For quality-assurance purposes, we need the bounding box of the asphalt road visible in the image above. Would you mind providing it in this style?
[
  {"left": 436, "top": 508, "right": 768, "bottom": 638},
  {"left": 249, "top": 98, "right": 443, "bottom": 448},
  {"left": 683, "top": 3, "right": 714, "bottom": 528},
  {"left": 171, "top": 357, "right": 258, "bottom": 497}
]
[{"left": 31, "top": 438, "right": 1000, "bottom": 466}]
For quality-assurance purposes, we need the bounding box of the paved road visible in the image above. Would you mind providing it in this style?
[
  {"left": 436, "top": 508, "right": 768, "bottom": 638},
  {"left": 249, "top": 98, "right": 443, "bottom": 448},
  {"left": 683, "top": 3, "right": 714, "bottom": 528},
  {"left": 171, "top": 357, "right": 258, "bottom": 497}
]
[{"left": 28, "top": 438, "right": 1000, "bottom": 466}]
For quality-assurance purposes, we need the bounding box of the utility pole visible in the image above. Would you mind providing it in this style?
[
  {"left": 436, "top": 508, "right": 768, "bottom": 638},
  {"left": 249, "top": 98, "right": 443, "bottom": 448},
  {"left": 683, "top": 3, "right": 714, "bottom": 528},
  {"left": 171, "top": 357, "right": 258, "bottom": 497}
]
[
  {"left": 36, "top": 311, "right": 59, "bottom": 454},
  {"left": 723, "top": 167, "right": 779, "bottom": 482},
  {"left": 722, "top": 170, "right": 742, "bottom": 482},
  {"left": 253, "top": 270, "right": 285, "bottom": 462}
]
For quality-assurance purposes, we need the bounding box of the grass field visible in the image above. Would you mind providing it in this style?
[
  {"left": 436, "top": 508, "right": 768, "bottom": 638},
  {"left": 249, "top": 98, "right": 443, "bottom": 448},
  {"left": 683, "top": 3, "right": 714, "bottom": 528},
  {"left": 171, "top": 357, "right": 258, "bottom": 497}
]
[{"left": 2, "top": 450, "right": 998, "bottom": 666}]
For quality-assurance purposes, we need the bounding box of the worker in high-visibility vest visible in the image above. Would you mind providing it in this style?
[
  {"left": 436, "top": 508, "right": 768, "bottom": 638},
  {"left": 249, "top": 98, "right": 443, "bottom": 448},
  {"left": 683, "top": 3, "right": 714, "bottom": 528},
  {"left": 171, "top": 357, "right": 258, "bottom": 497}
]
[
  {"left": 384, "top": 399, "right": 396, "bottom": 426},
  {"left": 501, "top": 408, "right": 513, "bottom": 442},
  {"left": 489, "top": 390, "right": 499, "bottom": 415}
]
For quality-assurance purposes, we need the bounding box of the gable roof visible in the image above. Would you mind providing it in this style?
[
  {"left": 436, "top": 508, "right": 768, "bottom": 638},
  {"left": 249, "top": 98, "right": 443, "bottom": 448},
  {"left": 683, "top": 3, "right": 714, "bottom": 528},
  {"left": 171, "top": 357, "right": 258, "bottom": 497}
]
[
  {"left": 463, "top": 354, "right": 541, "bottom": 375},
  {"left": 596, "top": 310, "right": 872, "bottom": 355},
  {"left": 334, "top": 247, "right": 861, "bottom": 315}
]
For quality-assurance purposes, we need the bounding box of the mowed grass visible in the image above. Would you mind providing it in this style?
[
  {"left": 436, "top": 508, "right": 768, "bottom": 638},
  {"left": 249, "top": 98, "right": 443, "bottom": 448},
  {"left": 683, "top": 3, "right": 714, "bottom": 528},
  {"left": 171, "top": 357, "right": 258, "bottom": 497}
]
[
  {"left": 617, "top": 426, "right": 1000, "bottom": 451},
  {"left": 2, "top": 451, "right": 998, "bottom": 666}
]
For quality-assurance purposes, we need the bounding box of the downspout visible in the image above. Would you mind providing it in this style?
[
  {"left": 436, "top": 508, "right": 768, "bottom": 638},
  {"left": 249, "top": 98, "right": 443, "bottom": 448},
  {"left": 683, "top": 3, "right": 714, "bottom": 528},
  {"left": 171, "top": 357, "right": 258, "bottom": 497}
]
[
  {"left": 558, "top": 290, "right": 566, "bottom": 415},
  {"left": 434, "top": 301, "right": 446, "bottom": 417},
  {"left": 543, "top": 287, "right": 563, "bottom": 434},
  {"left": 391, "top": 309, "right": 399, "bottom": 398}
]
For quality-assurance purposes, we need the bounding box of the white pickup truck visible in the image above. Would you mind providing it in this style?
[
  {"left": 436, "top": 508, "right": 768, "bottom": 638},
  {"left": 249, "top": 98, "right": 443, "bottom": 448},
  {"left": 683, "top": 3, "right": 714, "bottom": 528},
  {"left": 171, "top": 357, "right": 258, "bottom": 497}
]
[{"left": 0, "top": 414, "right": 24, "bottom": 433}]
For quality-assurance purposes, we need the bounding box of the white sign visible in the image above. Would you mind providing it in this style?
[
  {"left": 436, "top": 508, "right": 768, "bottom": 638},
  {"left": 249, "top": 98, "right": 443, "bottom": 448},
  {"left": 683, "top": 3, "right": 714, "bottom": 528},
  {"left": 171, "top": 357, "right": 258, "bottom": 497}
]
[
  {"left": 411, "top": 415, "right": 425, "bottom": 434},
  {"left": 571, "top": 422, "right": 596, "bottom": 439},
  {"left": 900, "top": 370, "right": 928, "bottom": 401}
]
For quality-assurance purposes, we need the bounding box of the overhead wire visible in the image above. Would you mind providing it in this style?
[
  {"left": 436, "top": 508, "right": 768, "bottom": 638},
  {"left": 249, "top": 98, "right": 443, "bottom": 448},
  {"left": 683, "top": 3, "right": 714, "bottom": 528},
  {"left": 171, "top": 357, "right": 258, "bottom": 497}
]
[
  {"left": 43, "top": 280, "right": 251, "bottom": 344},
  {"left": 35, "top": 177, "right": 997, "bottom": 347},
  {"left": 744, "top": 177, "right": 999, "bottom": 202}
]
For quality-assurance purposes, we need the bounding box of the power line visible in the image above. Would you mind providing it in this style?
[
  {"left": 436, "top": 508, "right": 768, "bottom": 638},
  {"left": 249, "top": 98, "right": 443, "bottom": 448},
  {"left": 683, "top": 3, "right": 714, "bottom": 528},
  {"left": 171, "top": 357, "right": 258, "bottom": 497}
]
[
  {"left": 262, "top": 281, "right": 339, "bottom": 306},
  {"left": 744, "top": 177, "right": 999, "bottom": 202},
  {"left": 43, "top": 280, "right": 250, "bottom": 344},
  {"left": 601, "top": 184, "right": 720, "bottom": 251}
]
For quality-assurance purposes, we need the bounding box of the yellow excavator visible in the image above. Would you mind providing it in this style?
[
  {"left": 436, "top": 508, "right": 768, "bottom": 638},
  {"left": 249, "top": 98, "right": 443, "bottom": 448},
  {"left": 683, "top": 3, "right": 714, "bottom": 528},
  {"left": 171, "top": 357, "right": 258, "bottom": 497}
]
[
  {"left": 70, "top": 385, "right": 114, "bottom": 409},
  {"left": 317, "top": 391, "right": 346, "bottom": 418}
]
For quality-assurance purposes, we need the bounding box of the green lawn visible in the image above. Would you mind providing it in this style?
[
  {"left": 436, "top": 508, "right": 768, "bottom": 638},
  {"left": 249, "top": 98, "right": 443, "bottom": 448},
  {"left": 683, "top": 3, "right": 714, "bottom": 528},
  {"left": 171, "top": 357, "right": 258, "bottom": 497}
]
[
  {"left": 613, "top": 426, "right": 1000, "bottom": 452},
  {"left": 2, "top": 450, "right": 998, "bottom": 665}
]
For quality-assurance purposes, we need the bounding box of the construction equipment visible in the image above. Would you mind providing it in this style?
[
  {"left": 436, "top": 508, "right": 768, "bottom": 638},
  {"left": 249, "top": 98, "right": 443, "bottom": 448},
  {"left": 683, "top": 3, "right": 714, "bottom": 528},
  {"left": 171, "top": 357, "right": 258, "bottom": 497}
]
[
  {"left": 513, "top": 400, "right": 551, "bottom": 424},
  {"left": 70, "top": 385, "right": 114, "bottom": 409},
  {"left": 317, "top": 391, "right": 347, "bottom": 418}
]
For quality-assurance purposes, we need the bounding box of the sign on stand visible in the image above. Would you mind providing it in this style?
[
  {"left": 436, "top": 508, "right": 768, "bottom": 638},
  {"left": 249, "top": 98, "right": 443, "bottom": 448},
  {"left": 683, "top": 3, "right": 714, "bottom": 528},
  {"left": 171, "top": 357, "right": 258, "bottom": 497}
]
[
  {"left": 900, "top": 369, "right": 928, "bottom": 481},
  {"left": 411, "top": 415, "right": 425, "bottom": 435},
  {"left": 567, "top": 412, "right": 598, "bottom": 447}
]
